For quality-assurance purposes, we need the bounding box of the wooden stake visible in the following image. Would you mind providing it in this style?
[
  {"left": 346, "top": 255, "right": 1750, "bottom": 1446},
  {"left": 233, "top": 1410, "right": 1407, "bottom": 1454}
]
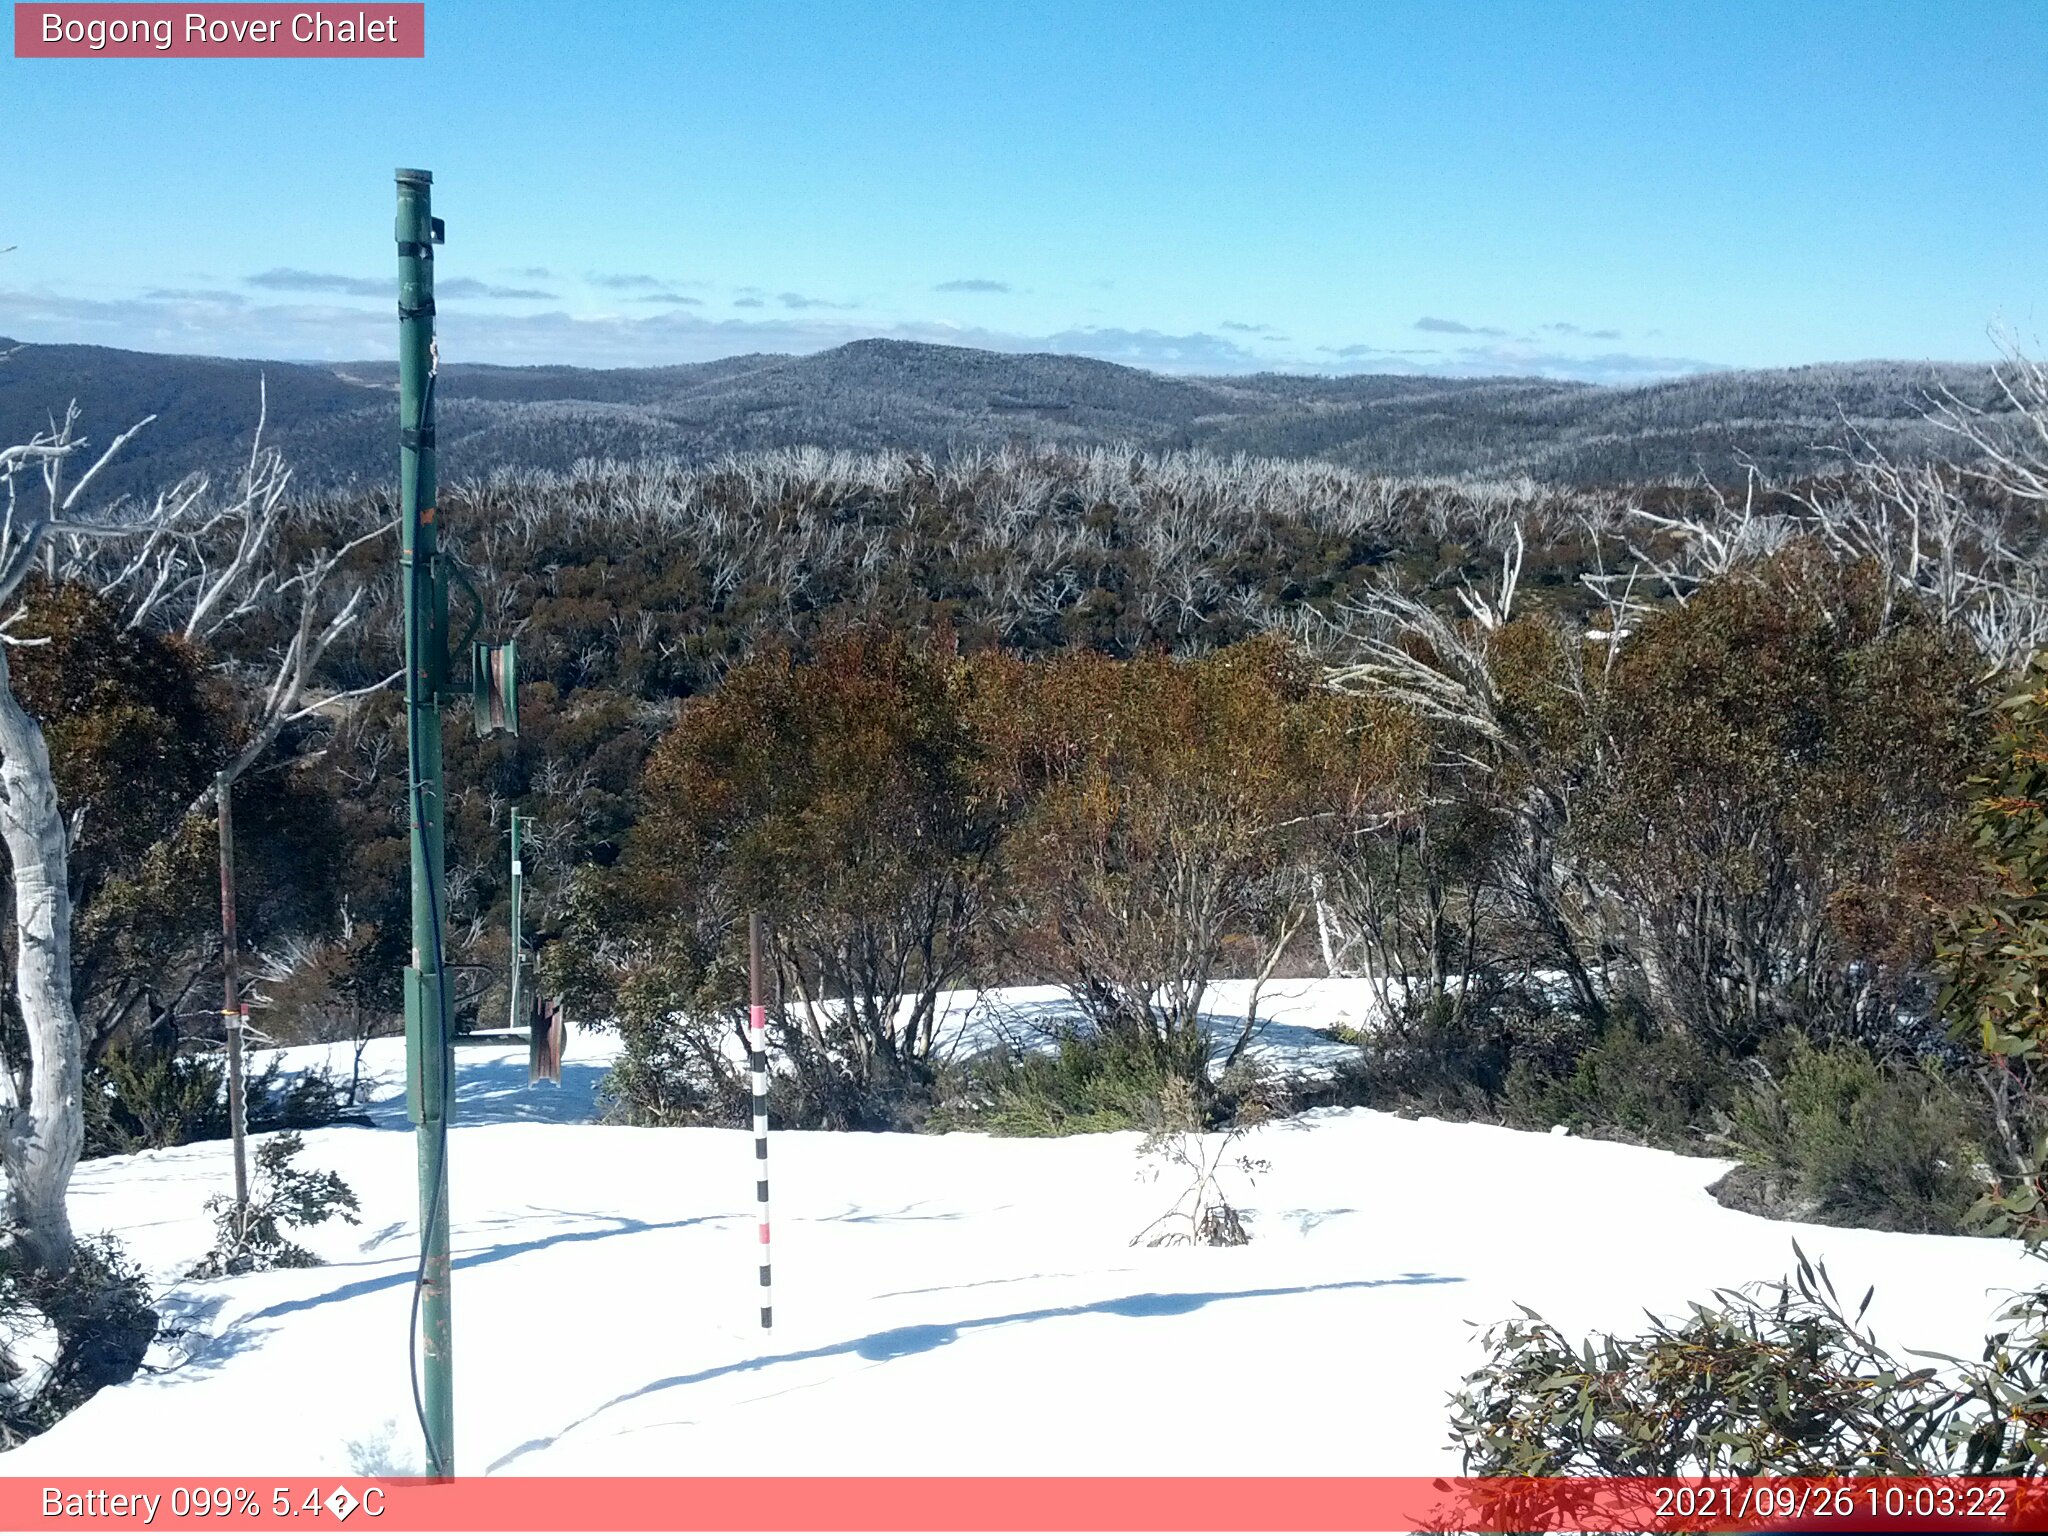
[{"left": 217, "top": 770, "right": 249, "bottom": 1214}]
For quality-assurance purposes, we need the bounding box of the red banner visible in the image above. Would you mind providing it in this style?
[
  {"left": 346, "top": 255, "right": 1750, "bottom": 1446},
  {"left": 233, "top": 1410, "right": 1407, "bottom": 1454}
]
[
  {"left": 3, "top": 1477, "right": 2048, "bottom": 1532},
  {"left": 13, "top": 4, "right": 424, "bottom": 58}
]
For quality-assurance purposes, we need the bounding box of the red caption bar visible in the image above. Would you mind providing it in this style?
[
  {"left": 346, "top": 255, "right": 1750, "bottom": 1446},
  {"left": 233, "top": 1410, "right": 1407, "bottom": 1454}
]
[
  {"left": 4, "top": 1478, "right": 2048, "bottom": 1532},
  {"left": 14, "top": 4, "right": 423, "bottom": 57}
]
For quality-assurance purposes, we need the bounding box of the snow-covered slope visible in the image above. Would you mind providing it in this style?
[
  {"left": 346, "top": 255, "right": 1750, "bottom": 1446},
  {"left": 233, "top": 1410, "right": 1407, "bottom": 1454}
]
[{"left": 4, "top": 983, "right": 2037, "bottom": 1477}]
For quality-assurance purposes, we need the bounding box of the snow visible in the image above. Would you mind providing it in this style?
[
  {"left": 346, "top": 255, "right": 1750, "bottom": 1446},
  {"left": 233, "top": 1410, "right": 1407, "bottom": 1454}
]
[
  {"left": 628, "top": 977, "right": 1385, "bottom": 1086},
  {"left": 4, "top": 980, "right": 2040, "bottom": 1477}
]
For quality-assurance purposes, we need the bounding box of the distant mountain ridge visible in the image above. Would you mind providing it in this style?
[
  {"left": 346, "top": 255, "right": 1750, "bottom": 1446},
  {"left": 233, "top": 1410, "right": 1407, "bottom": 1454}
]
[{"left": 0, "top": 336, "right": 2011, "bottom": 499}]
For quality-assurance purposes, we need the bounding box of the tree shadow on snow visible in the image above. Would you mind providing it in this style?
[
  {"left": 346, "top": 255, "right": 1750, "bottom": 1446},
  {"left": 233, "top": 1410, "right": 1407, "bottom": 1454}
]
[
  {"left": 157, "top": 1209, "right": 738, "bottom": 1376},
  {"left": 486, "top": 1272, "right": 1464, "bottom": 1471},
  {"left": 948, "top": 994, "right": 1352, "bottom": 1077},
  {"left": 825, "top": 1200, "right": 1018, "bottom": 1225},
  {"left": 353, "top": 1052, "right": 609, "bottom": 1129}
]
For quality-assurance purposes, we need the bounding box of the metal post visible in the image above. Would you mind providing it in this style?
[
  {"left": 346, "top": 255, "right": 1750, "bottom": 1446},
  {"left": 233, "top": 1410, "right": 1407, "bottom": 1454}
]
[
  {"left": 216, "top": 771, "right": 248, "bottom": 1214},
  {"left": 508, "top": 808, "right": 524, "bottom": 1034},
  {"left": 749, "top": 912, "right": 773, "bottom": 1329},
  {"left": 396, "top": 166, "right": 455, "bottom": 1480}
]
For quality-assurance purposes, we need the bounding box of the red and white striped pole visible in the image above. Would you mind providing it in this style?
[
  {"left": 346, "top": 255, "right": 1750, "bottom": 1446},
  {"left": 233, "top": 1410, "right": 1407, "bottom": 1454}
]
[{"left": 749, "top": 911, "right": 773, "bottom": 1330}]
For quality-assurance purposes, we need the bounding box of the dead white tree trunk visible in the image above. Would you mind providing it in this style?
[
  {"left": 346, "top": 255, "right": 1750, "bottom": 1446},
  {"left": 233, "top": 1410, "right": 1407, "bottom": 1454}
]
[
  {"left": 1311, "top": 870, "right": 1343, "bottom": 976},
  {"left": 0, "top": 408, "right": 165, "bottom": 1274},
  {"left": 0, "top": 643, "right": 79, "bottom": 1272}
]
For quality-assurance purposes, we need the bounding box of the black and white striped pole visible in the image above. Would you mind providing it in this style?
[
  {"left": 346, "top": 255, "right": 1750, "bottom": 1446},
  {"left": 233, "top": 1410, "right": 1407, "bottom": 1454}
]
[{"left": 749, "top": 911, "right": 773, "bottom": 1330}]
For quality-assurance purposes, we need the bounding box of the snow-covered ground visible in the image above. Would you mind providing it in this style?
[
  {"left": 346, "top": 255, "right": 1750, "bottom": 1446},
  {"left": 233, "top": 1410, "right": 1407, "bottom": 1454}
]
[{"left": 4, "top": 980, "right": 2039, "bottom": 1477}]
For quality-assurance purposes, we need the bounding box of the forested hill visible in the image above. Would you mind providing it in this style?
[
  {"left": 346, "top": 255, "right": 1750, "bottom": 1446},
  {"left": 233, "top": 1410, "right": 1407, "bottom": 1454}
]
[{"left": 0, "top": 335, "right": 2011, "bottom": 498}]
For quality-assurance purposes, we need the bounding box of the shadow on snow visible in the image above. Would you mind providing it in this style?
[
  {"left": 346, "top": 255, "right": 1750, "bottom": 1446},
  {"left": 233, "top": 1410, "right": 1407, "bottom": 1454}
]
[
  {"left": 155, "top": 1209, "right": 738, "bottom": 1376},
  {"left": 486, "top": 1272, "right": 1465, "bottom": 1471}
]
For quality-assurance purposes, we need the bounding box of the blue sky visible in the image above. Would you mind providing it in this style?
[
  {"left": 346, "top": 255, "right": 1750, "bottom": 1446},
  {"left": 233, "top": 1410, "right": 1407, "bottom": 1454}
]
[{"left": 3, "top": 1, "right": 2043, "bottom": 382}]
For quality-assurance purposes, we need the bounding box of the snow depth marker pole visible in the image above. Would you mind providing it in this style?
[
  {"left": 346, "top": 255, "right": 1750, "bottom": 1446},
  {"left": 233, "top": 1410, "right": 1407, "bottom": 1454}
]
[{"left": 749, "top": 911, "right": 773, "bottom": 1329}]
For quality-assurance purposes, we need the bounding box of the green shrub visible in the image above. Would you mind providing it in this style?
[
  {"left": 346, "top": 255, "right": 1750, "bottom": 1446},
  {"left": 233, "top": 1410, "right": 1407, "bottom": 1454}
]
[
  {"left": 1728, "top": 1037, "right": 1991, "bottom": 1233},
  {"left": 1580, "top": 548, "right": 1982, "bottom": 1055},
  {"left": 251, "top": 1068, "right": 349, "bottom": 1134},
  {"left": 1451, "top": 1246, "right": 1961, "bottom": 1475},
  {"left": 1342, "top": 989, "right": 1580, "bottom": 1122},
  {"left": 1503, "top": 1011, "right": 1734, "bottom": 1150},
  {"left": 940, "top": 1028, "right": 1200, "bottom": 1137},
  {"left": 1453, "top": 1241, "right": 2048, "bottom": 1479},
  {"left": 1129, "top": 1080, "right": 1269, "bottom": 1247},
  {"left": 1934, "top": 656, "right": 2048, "bottom": 1246},
  {"left": 1939, "top": 659, "right": 2048, "bottom": 1060},
  {"left": 597, "top": 1009, "right": 919, "bottom": 1133},
  {"left": 0, "top": 1237, "right": 156, "bottom": 1449},
  {"left": 998, "top": 640, "right": 1396, "bottom": 1097},
  {"left": 86, "top": 1042, "right": 227, "bottom": 1155},
  {"left": 580, "top": 629, "right": 1013, "bottom": 1125},
  {"left": 1349, "top": 995, "right": 1510, "bottom": 1117},
  {"left": 190, "top": 1131, "right": 361, "bottom": 1278},
  {"left": 85, "top": 1043, "right": 349, "bottom": 1158},
  {"left": 595, "top": 1022, "right": 738, "bottom": 1129}
]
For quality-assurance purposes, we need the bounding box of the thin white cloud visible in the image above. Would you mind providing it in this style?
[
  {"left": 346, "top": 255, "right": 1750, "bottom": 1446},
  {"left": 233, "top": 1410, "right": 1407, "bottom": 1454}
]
[
  {"left": 439, "top": 277, "right": 558, "bottom": 301},
  {"left": 143, "top": 287, "right": 246, "bottom": 304},
  {"left": 1033, "top": 326, "right": 1266, "bottom": 370},
  {"left": 1317, "top": 337, "right": 1720, "bottom": 384},
  {"left": 1415, "top": 315, "right": 1507, "bottom": 337},
  {"left": 1, "top": 287, "right": 388, "bottom": 358},
  {"left": 0, "top": 283, "right": 1725, "bottom": 384},
  {"left": 246, "top": 268, "right": 384, "bottom": 297}
]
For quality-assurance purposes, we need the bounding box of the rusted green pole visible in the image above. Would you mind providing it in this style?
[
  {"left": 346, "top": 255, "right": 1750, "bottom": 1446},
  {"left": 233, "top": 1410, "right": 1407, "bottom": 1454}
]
[{"left": 396, "top": 165, "right": 454, "bottom": 1480}]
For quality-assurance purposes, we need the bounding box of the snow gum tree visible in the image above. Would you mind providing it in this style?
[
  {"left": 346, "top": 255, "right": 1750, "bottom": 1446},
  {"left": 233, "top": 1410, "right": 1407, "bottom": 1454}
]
[
  {"left": 577, "top": 627, "right": 1015, "bottom": 1127},
  {"left": 0, "top": 411, "right": 174, "bottom": 1274},
  {"left": 997, "top": 637, "right": 1401, "bottom": 1092},
  {"left": 1584, "top": 548, "right": 1984, "bottom": 1053},
  {"left": 0, "top": 391, "right": 381, "bottom": 1286},
  {"left": 0, "top": 634, "right": 82, "bottom": 1273}
]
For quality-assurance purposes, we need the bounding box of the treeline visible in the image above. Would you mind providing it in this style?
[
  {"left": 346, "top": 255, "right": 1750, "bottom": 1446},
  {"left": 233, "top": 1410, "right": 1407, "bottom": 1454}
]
[
  {"left": 553, "top": 632, "right": 1403, "bottom": 1130},
  {"left": 21, "top": 424, "right": 2046, "bottom": 1233},
  {"left": 36, "top": 444, "right": 1636, "bottom": 1139},
  {"left": 550, "top": 550, "right": 2001, "bottom": 1222}
]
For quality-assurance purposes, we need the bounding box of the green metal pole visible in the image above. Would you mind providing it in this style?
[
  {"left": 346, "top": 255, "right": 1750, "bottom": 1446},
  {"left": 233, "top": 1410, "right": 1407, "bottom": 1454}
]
[
  {"left": 396, "top": 166, "right": 454, "bottom": 1480},
  {"left": 508, "top": 808, "right": 524, "bottom": 1033}
]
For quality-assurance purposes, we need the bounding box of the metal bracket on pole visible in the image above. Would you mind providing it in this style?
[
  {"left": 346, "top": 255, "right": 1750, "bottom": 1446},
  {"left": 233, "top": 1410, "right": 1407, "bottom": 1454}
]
[
  {"left": 402, "top": 966, "right": 451, "bottom": 1125},
  {"left": 473, "top": 640, "right": 519, "bottom": 737}
]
